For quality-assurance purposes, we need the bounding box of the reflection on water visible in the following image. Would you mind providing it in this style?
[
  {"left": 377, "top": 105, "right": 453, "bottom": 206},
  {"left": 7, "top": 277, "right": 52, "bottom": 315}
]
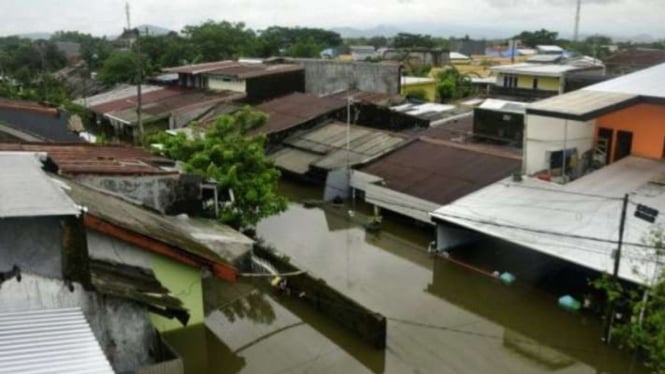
[
  {"left": 165, "top": 179, "right": 645, "bottom": 373},
  {"left": 254, "top": 197, "right": 646, "bottom": 373}
]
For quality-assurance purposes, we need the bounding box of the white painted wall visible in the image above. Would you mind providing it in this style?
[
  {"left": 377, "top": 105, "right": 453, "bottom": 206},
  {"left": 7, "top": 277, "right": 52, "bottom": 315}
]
[
  {"left": 524, "top": 114, "right": 595, "bottom": 174},
  {"left": 208, "top": 77, "right": 246, "bottom": 93}
]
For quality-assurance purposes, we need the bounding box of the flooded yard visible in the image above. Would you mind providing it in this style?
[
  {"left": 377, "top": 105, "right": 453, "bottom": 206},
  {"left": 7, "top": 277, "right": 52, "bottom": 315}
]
[{"left": 165, "top": 180, "right": 645, "bottom": 373}]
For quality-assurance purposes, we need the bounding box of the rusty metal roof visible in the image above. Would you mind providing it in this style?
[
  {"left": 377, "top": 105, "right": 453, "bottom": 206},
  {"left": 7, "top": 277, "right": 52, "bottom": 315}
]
[
  {"left": 252, "top": 92, "right": 346, "bottom": 135},
  {"left": 163, "top": 60, "right": 302, "bottom": 78},
  {"left": 359, "top": 137, "right": 521, "bottom": 205},
  {"left": 323, "top": 90, "right": 404, "bottom": 107},
  {"left": 0, "top": 98, "right": 59, "bottom": 117},
  {"left": 0, "top": 142, "right": 175, "bottom": 175}
]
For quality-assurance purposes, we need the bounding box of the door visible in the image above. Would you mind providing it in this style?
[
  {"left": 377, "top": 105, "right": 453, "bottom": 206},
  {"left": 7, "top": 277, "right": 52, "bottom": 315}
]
[
  {"left": 614, "top": 130, "right": 633, "bottom": 162},
  {"left": 597, "top": 128, "right": 613, "bottom": 165}
]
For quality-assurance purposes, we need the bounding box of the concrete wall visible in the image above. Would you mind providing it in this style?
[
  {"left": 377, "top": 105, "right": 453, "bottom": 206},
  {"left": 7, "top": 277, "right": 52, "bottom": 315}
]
[
  {"left": 75, "top": 174, "right": 180, "bottom": 213},
  {"left": 496, "top": 73, "right": 560, "bottom": 92},
  {"left": 524, "top": 114, "right": 595, "bottom": 175},
  {"left": 208, "top": 77, "right": 246, "bottom": 93},
  {"left": 0, "top": 273, "right": 157, "bottom": 373},
  {"left": 292, "top": 59, "right": 400, "bottom": 95},
  {"left": 401, "top": 80, "right": 437, "bottom": 102},
  {"left": 0, "top": 217, "right": 63, "bottom": 279},
  {"left": 596, "top": 103, "right": 665, "bottom": 162}
]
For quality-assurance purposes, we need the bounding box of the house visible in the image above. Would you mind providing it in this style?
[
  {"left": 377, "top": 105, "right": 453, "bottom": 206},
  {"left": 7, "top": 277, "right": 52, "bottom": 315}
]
[
  {"left": 430, "top": 63, "right": 665, "bottom": 286},
  {"left": 604, "top": 48, "right": 665, "bottom": 76},
  {"left": 0, "top": 98, "right": 83, "bottom": 142},
  {"left": 76, "top": 84, "right": 244, "bottom": 141},
  {"left": 490, "top": 62, "right": 605, "bottom": 98},
  {"left": 0, "top": 142, "right": 185, "bottom": 213},
  {"left": 473, "top": 99, "right": 528, "bottom": 148},
  {"left": 352, "top": 116, "right": 521, "bottom": 223},
  {"left": 58, "top": 176, "right": 253, "bottom": 332},
  {"left": 269, "top": 122, "right": 407, "bottom": 181},
  {"left": 400, "top": 76, "right": 438, "bottom": 102},
  {"left": 0, "top": 152, "right": 184, "bottom": 372},
  {"left": 350, "top": 46, "right": 378, "bottom": 61},
  {"left": 162, "top": 60, "right": 305, "bottom": 103}
]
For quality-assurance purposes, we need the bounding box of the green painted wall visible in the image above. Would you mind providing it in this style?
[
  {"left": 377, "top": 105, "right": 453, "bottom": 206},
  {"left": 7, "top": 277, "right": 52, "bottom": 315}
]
[{"left": 150, "top": 254, "right": 204, "bottom": 332}]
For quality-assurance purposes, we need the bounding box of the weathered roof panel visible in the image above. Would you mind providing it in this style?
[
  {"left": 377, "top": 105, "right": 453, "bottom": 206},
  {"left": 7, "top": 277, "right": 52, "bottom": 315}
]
[
  {"left": 0, "top": 142, "right": 175, "bottom": 175},
  {"left": 0, "top": 153, "right": 80, "bottom": 218},
  {"left": 0, "top": 307, "right": 114, "bottom": 374}
]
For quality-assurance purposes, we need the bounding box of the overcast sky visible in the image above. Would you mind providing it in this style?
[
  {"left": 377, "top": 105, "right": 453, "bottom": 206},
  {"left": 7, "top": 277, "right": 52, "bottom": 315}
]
[{"left": 2, "top": 0, "right": 664, "bottom": 39}]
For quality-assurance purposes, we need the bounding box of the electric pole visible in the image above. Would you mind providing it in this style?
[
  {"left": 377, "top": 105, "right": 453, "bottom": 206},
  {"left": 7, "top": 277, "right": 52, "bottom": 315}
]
[
  {"left": 573, "top": 0, "right": 582, "bottom": 42},
  {"left": 604, "top": 193, "right": 629, "bottom": 343}
]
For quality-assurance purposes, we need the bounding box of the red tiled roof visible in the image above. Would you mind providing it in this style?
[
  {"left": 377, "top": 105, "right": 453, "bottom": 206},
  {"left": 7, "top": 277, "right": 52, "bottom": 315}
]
[
  {"left": 0, "top": 98, "right": 58, "bottom": 117},
  {"left": 359, "top": 137, "right": 521, "bottom": 204},
  {"left": 252, "top": 92, "right": 346, "bottom": 135},
  {"left": 0, "top": 142, "right": 176, "bottom": 175}
]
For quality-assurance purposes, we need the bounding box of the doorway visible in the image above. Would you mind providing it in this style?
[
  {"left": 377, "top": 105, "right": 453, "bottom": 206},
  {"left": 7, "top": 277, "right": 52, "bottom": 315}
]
[
  {"left": 597, "top": 128, "right": 613, "bottom": 165},
  {"left": 614, "top": 130, "right": 633, "bottom": 162}
]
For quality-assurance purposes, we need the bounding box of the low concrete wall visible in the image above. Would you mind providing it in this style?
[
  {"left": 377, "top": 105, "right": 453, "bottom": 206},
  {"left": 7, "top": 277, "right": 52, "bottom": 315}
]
[
  {"left": 252, "top": 245, "right": 387, "bottom": 348},
  {"left": 292, "top": 59, "right": 400, "bottom": 96}
]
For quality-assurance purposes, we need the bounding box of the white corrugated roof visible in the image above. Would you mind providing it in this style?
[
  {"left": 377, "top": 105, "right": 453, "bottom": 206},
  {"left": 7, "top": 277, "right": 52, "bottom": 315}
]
[
  {"left": 0, "top": 307, "right": 114, "bottom": 374},
  {"left": 479, "top": 98, "right": 527, "bottom": 114},
  {"left": 528, "top": 90, "right": 637, "bottom": 117},
  {"left": 582, "top": 62, "right": 665, "bottom": 99},
  {"left": 450, "top": 52, "right": 470, "bottom": 60},
  {"left": 74, "top": 85, "right": 162, "bottom": 108},
  {"left": 536, "top": 45, "right": 564, "bottom": 53},
  {"left": 0, "top": 153, "right": 80, "bottom": 218},
  {"left": 431, "top": 156, "right": 665, "bottom": 285},
  {"left": 402, "top": 76, "right": 436, "bottom": 85},
  {"left": 491, "top": 63, "right": 585, "bottom": 77}
]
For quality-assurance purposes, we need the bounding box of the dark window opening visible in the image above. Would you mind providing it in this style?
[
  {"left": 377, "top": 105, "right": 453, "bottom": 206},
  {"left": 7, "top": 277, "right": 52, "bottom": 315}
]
[
  {"left": 614, "top": 130, "right": 633, "bottom": 162},
  {"left": 597, "top": 128, "right": 613, "bottom": 165},
  {"left": 532, "top": 78, "right": 539, "bottom": 90}
]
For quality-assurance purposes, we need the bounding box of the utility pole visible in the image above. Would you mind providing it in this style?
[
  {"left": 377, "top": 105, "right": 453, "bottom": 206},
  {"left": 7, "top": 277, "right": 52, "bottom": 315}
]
[
  {"left": 573, "top": 0, "right": 582, "bottom": 43},
  {"left": 604, "top": 193, "right": 629, "bottom": 343},
  {"left": 136, "top": 28, "right": 144, "bottom": 145}
]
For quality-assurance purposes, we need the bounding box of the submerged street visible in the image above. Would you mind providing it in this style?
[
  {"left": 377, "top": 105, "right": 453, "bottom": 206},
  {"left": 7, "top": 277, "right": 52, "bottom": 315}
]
[{"left": 166, "top": 180, "right": 645, "bottom": 373}]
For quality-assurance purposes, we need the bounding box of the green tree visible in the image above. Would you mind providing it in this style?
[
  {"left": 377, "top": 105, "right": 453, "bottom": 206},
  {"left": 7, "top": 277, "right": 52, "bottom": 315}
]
[
  {"left": 98, "top": 51, "right": 150, "bottom": 85},
  {"left": 435, "top": 67, "right": 474, "bottom": 102},
  {"left": 182, "top": 21, "right": 259, "bottom": 60},
  {"left": 149, "top": 108, "right": 287, "bottom": 228},
  {"left": 593, "top": 229, "right": 665, "bottom": 372},
  {"left": 393, "top": 33, "right": 436, "bottom": 49},
  {"left": 257, "top": 26, "right": 342, "bottom": 57},
  {"left": 516, "top": 29, "right": 559, "bottom": 48}
]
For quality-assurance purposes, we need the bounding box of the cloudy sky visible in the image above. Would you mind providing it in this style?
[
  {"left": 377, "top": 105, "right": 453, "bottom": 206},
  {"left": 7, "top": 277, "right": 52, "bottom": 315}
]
[{"left": 2, "top": 0, "right": 664, "bottom": 39}]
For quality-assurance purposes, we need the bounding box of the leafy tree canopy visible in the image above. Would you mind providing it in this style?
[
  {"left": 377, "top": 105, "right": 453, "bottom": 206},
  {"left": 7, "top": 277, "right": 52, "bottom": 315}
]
[
  {"left": 435, "top": 67, "right": 474, "bottom": 102},
  {"left": 98, "top": 51, "right": 151, "bottom": 85},
  {"left": 149, "top": 108, "right": 287, "bottom": 228},
  {"left": 393, "top": 32, "right": 437, "bottom": 49},
  {"left": 515, "top": 29, "right": 559, "bottom": 48}
]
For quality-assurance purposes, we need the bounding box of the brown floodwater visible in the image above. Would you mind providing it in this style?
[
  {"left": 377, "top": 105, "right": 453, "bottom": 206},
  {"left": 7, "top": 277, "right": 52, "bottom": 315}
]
[{"left": 164, "top": 179, "right": 646, "bottom": 374}]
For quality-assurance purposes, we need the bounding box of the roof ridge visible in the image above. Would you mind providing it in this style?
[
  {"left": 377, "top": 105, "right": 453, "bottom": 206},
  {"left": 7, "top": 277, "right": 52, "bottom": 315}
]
[{"left": 419, "top": 136, "right": 522, "bottom": 160}]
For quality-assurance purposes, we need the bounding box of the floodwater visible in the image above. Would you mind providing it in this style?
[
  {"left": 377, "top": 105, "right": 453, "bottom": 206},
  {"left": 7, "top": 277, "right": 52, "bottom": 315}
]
[{"left": 165, "top": 180, "right": 646, "bottom": 374}]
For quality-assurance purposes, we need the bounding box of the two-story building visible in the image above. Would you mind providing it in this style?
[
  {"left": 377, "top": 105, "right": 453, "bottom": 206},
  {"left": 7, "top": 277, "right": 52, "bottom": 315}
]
[{"left": 430, "top": 63, "right": 665, "bottom": 287}]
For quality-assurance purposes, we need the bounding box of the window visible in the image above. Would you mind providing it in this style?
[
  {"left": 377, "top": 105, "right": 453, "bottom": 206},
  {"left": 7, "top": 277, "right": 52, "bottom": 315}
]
[
  {"left": 503, "top": 74, "right": 517, "bottom": 88},
  {"left": 532, "top": 78, "right": 539, "bottom": 90}
]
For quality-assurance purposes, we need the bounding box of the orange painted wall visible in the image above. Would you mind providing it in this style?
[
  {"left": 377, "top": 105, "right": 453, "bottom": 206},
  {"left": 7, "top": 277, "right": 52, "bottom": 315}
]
[{"left": 596, "top": 103, "right": 665, "bottom": 161}]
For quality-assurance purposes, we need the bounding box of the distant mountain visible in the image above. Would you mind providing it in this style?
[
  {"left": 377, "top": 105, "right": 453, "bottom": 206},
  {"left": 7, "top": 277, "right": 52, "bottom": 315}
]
[{"left": 331, "top": 25, "right": 403, "bottom": 38}]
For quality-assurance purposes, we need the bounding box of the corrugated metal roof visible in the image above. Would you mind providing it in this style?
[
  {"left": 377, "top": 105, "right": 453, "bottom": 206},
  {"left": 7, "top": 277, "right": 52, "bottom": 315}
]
[
  {"left": 431, "top": 156, "right": 665, "bottom": 286},
  {"left": 0, "top": 98, "right": 58, "bottom": 117},
  {"left": 359, "top": 138, "right": 521, "bottom": 205},
  {"left": 272, "top": 122, "right": 407, "bottom": 174},
  {"left": 252, "top": 92, "right": 346, "bottom": 136},
  {"left": 0, "top": 307, "right": 114, "bottom": 374},
  {"left": 163, "top": 60, "right": 302, "bottom": 78},
  {"left": 582, "top": 62, "right": 665, "bottom": 99},
  {"left": 479, "top": 99, "right": 527, "bottom": 114},
  {"left": 0, "top": 153, "right": 80, "bottom": 218},
  {"left": 491, "top": 63, "right": 587, "bottom": 77},
  {"left": 527, "top": 90, "right": 638, "bottom": 119},
  {"left": 0, "top": 143, "right": 175, "bottom": 176},
  {"left": 59, "top": 177, "right": 252, "bottom": 265}
]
